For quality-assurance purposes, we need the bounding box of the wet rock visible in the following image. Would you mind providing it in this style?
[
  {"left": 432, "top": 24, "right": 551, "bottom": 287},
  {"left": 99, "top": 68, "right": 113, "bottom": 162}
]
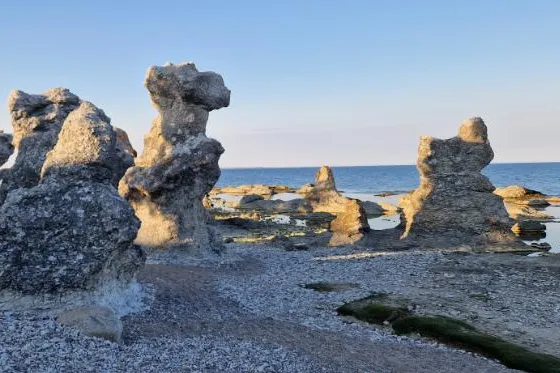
[
  {"left": 239, "top": 194, "right": 264, "bottom": 204},
  {"left": 400, "top": 117, "right": 520, "bottom": 247},
  {"left": 0, "top": 101, "right": 144, "bottom": 294},
  {"left": 512, "top": 220, "right": 546, "bottom": 239},
  {"left": 0, "top": 88, "right": 81, "bottom": 204},
  {"left": 119, "top": 62, "right": 230, "bottom": 253},
  {"left": 510, "top": 199, "right": 550, "bottom": 207},
  {"left": 361, "top": 201, "right": 384, "bottom": 216},
  {"left": 329, "top": 199, "right": 370, "bottom": 246},
  {"left": 0, "top": 131, "right": 13, "bottom": 166},
  {"left": 57, "top": 306, "right": 122, "bottom": 343},
  {"left": 504, "top": 203, "right": 552, "bottom": 221}
]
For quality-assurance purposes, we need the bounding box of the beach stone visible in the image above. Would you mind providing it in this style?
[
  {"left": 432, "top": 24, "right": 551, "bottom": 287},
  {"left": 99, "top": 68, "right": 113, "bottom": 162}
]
[
  {"left": 504, "top": 203, "right": 552, "bottom": 221},
  {"left": 400, "top": 117, "right": 520, "bottom": 247},
  {"left": 0, "top": 88, "right": 81, "bottom": 204},
  {"left": 512, "top": 221, "right": 546, "bottom": 238},
  {"left": 361, "top": 201, "right": 385, "bottom": 216},
  {"left": 0, "top": 131, "right": 13, "bottom": 166},
  {"left": 494, "top": 185, "right": 545, "bottom": 199},
  {"left": 329, "top": 199, "right": 370, "bottom": 246},
  {"left": 239, "top": 194, "right": 264, "bottom": 204},
  {"left": 119, "top": 62, "right": 230, "bottom": 253},
  {"left": 0, "top": 101, "right": 144, "bottom": 294},
  {"left": 57, "top": 306, "right": 122, "bottom": 343}
]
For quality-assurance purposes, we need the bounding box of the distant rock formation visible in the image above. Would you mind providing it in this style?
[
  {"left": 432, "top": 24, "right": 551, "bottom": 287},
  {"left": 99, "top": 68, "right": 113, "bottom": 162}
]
[
  {"left": 305, "top": 166, "right": 355, "bottom": 213},
  {"left": 211, "top": 184, "right": 295, "bottom": 197},
  {"left": 329, "top": 199, "right": 370, "bottom": 246},
  {"left": 494, "top": 185, "right": 545, "bottom": 200},
  {"left": 0, "top": 131, "right": 13, "bottom": 166},
  {"left": 119, "top": 62, "right": 230, "bottom": 252},
  {"left": 0, "top": 88, "right": 81, "bottom": 204},
  {"left": 400, "top": 117, "right": 519, "bottom": 247},
  {"left": 0, "top": 102, "right": 144, "bottom": 294}
]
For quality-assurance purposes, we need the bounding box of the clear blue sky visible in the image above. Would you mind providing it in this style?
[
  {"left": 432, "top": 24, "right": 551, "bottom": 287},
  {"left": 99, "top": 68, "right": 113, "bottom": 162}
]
[{"left": 0, "top": 0, "right": 558, "bottom": 167}]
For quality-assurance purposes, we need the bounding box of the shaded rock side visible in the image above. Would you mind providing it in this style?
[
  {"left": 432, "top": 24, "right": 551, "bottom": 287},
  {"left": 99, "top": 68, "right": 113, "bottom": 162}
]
[
  {"left": 0, "top": 102, "right": 144, "bottom": 295},
  {"left": 113, "top": 127, "right": 137, "bottom": 184},
  {"left": 0, "top": 131, "right": 13, "bottom": 166},
  {"left": 0, "top": 88, "right": 80, "bottom": 204},
  {"left": 119, "top": 62, "right": 230, "bottom": 252},
  {"left": 400, "top": 117, "right": 519, "bottom": 247},
  {"left": 329, "top": 199, "right": 370, "bottom": 246}
]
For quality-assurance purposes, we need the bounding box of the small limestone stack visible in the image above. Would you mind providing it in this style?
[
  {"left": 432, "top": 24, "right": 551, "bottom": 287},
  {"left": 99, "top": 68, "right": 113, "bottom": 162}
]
[
  {"left": 305, "top": 166, "right": 353, "bottom": 213},
  {"left": 0, "top": 102, "right": 144, "bottom": 294},
  {"left": 329, "top": 199, "right": 370, "bottom": 246},
  {"left": 0, "top": 131, "right": 13, "bottom": 166},
  {"left": 119, "top": 62, "right": 230, "bottom": 253},
  {"left": 400, "top": 117, "right": 518, "bottom": 247}
]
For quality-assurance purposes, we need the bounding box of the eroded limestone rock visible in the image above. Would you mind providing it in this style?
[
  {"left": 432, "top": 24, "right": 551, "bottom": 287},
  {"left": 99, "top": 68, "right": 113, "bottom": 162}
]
[
  {"left": 113, "top": 127, "right": 137, "bottom": 184},
  {"left": 329, "top": 199, "right": 370, "bottom": 246},
  {"left": 0, "top": 102, "right": 144, "bottom": 295},
  {"left": 119, "top": 62, "right": 230, "bottom": 252},
  {"left": 400, "top": 117, "right": 519, "bottom": 247},
  {"left": 0, "top": 131, "right": 13, "bottom": 166},
  {"left": 305, "top": 166, "right": 354, "bottom": 214},
  {"left": 0, "top": 88, "right": 81, "bottom": 204}
]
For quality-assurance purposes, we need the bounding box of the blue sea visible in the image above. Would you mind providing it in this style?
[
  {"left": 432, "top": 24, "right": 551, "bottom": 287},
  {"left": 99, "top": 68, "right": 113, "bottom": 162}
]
[
  {"left": 218, "top": 163, "right": 560, "bottom": 196},
  {"left": 218, "top": 162, "right": 560, "bottom": 252}
]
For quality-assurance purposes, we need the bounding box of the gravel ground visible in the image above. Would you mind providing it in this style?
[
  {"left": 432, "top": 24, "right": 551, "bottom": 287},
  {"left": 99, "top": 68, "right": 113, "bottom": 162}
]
[{"left": 3, "top": 242, "right": 550, "bottom": 373}]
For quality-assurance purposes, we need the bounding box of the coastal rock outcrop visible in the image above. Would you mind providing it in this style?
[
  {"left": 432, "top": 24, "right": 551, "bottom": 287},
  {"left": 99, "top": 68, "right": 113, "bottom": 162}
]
[
  {"left": 119, "top": 62, "right": 230, "bottom": 252},
  {"left": 305, "top": 166, "right": 356, "bottom": 213},
  {"left": 400, "top": 117, "right": 519, "bottom": 247},
  {"left": 113, "top": 127, "right": 137, "bottom": 184},
  {"left": 0, "top": 102, "right": 144, "bottom": 294},
  {"left": 329, "top": 199, "right": 370, "bottom": 246},
  {"left": 0, "top": 88, "right": 81, "bottom": 204},
  {"left": 0, "top": 131, "right": 13, "bottom": 166}
]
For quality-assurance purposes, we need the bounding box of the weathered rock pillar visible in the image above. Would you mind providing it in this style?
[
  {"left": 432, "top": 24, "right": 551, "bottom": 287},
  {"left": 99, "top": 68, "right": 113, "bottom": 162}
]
[{"left": 119, "top": 62, "right": 230, "bottom": 253}]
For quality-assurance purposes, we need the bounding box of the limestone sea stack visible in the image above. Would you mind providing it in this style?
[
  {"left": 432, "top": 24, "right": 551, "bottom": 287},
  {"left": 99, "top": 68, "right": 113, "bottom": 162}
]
[
  {"left": 400, "top": 117, "right": 519, "bottom": 248},
  {"left": 119, "top": 62, "right": 230, "bottom": 253},
  {"left": 0, "top": 102, "right": 144, "bottom": 294},
  {"left": 305, "top": 166, "right": 352, "bottom": 214}
]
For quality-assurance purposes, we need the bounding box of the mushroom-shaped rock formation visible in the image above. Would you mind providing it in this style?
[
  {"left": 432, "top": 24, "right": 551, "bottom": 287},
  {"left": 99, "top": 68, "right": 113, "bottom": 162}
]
[
  {"left": 400, "top": 117, "right": 519, "bottom": 247},
  {"left": 0, "top": 131, "right": 13, "bottom": 166},
  {"left": 0, "top": 102, "right": 144, "bottom": 295},
  {"left": 119, "top": 62, "right": 230, "bottom": 253}
]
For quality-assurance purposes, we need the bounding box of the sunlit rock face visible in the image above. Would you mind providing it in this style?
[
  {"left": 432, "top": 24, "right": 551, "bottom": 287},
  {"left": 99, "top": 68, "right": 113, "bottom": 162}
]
[
  {"left": 329, "top": 199, "right": 370, "bottom": 246},
  {"left": 0, "top": 88, "right": 81, "bottom": 204},
  {"left": 119, "top": 62, "right": 230, "bottom": 253},
  {"left": 400, "top": 117, "right": 518, "bottom": 247},
  {"left": 0, "top": 102, "right": 144, "bottom": 295},
  {"left": 305, "top": 166, "right": 353, "bottom": 214}
]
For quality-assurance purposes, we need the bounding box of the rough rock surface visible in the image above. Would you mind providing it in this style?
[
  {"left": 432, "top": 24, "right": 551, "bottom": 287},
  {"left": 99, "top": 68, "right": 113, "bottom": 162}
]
[
  {"left": 119, "top": 62, "right": 230, "bottom": 252},
  {"left": 512, "top": 220, "right": 546, "bottom": 239},
  {"left": 0, "top": 131, "right": 13, "bottom": 166},
  {"left": 57, "top": 306, "right": 123, "bottom": 343},
  {"left": 113, "top": 127, "right": 137, "bottom": 184},
  {"left": 0, "top": 88, "right": 81, "bottom": 204},
  {"left": 0, "top": 102, "right": 144, "bottom": 294},
  {"left": 212, "top": 184, "right": 294, "bottom": 196},
  {"left": 494, "top": 185, "right": 545, "bottom": 199},
  {"left": 305, "top": 166, "right": 356, "bottom": 214},
  {"left": 329, "top": 199, "right": 370, "bottom": 246},
  {"left": 400, "top": 117, "right": 520, "bottom": 247}
]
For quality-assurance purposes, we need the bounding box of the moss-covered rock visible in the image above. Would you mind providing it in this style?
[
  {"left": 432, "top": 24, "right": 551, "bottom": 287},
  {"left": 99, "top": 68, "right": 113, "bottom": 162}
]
[{"left": 338, "top": 296, "right": 560, "bottom": 373}]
